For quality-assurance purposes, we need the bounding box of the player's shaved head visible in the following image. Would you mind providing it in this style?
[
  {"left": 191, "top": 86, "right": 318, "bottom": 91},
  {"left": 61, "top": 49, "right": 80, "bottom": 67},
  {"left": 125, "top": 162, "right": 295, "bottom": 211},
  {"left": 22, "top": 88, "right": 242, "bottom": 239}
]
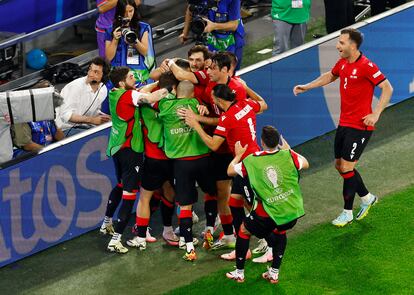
[{"left": 177, "top": 80, "right": 194, "bottom": 98}]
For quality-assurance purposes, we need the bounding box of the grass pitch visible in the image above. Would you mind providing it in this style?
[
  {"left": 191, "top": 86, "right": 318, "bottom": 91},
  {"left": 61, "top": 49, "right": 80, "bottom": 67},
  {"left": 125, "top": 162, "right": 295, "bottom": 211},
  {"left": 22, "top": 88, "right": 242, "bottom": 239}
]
[{"left": 169, "top": 186, "right": 414, "bottom": 295}]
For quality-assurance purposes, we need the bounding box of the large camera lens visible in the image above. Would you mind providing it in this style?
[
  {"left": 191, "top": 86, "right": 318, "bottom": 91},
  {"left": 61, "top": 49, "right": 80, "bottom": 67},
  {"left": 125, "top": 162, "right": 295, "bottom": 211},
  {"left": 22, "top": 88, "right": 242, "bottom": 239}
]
[
  {"left": 190, "top": 17, "right": 207, "bottom": 36},
  {"left": 121, "top": 28, "right": 137, "bottom": 44}
]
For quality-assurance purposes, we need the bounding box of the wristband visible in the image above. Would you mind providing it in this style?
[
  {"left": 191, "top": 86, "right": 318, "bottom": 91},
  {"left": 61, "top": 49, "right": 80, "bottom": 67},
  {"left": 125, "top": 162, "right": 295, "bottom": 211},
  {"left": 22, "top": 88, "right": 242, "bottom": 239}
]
[{"left": 168, "top": 59, "right": 175, "bottom": 67}]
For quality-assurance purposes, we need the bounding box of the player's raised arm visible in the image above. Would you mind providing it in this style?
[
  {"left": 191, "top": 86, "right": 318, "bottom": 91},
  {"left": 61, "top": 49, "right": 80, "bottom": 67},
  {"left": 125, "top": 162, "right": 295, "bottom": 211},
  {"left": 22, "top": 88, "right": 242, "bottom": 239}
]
[{"left": 293, "top": 71, "right": 338, "bottom": 96}]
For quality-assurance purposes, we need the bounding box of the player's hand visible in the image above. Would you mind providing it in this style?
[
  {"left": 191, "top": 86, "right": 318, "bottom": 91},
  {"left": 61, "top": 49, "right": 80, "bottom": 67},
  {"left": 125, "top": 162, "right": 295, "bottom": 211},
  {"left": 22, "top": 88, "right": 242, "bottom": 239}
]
[
  {"left": 185, "top": 109, "right": 199, "bottom": 128},
  {"left": 152, "top": 88, "right": 169, "bottom": 102},
  {"left": 179, "top": 33, "right": 189, "bottom": 44},
  {"left": 279, "top": 135, "right": 290, "bottom": 150},
  {"left": 235, "top": 141, "right": 247, "bottom": 157},
  {"left": 113, "top": 27, "right": 122, "bottom": 40},
  {"left": 161, "top": 59, "right": 170, "bottom": 72},
  {"left": 177, "top": 107, "right": 196, "bottom": 120},
  {"left": 362, "top": 113, "right": 380, "bottom": 126},
  {"left": 293, "top": 85, "right": 308, "bottom": 96},
  {"left": 203, "top": 18, "right": 215, "bottom": 33},
  {"left": 197, "top": 105, "right": 209, "bottom": 116}
]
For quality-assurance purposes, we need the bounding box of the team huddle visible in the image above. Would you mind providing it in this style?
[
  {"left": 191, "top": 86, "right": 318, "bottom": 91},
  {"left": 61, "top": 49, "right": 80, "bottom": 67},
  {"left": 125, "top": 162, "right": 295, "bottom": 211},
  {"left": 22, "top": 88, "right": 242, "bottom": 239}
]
[{"left": 98, "top": 28, "right": 393, "bottom": 284}]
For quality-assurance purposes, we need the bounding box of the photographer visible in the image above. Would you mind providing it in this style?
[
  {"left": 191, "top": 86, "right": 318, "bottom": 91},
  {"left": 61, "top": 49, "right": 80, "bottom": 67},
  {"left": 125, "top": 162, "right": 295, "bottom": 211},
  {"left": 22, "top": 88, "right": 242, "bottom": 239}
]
[
  {"left": 105, "top": 0, "right": 155, "bottom": 87},
  {"left": 179, "top": 0, "right": 245, "bottom": 70},
  {"left": 96, "top": 0, "right": 142, "bottom": 57}
]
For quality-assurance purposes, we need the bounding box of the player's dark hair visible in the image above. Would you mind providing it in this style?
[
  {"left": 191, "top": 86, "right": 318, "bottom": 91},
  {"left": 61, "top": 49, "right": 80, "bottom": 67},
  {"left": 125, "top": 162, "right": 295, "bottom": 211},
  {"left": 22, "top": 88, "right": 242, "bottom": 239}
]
[
  {"left": 159, "top": 71, "right": 179, "bottom": 92},
  {"left": 175, "top": 58, "right": 191, "bottom": 71},
  {"left": 261, "top": 125, "right": 281, "bottom": 149},
  {"left": 212, "top": 84, "right": 236, "bottom": 102},
  {"left": 223, "top": 52, "right": 238, "bottom": 68},
  {"left": 187, "top": 44, "right": 210, "bottom": 60},
  {"left": 211, "top": 52, "right": 231, "bottom": 71},
  {"left": 340, "top": 28, "right": 363, "bottom": 49},
  {"left": 109, "top": 66, "right": 130, "bottom": 87}
]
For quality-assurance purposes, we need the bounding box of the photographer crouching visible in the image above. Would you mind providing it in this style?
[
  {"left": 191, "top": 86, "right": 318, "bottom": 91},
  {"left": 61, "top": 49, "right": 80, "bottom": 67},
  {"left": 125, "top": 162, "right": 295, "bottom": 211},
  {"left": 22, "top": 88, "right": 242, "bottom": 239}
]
[
  {"left": 105, "top": 0, "right": 155, "bottom": 87},
  {"left": 179, "top": 0, "right": 245, "bottom": 70}
]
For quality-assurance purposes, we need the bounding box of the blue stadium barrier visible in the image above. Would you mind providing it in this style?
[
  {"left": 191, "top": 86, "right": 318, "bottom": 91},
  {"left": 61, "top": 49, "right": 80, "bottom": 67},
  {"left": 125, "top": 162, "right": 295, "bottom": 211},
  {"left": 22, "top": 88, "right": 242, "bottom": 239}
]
[
  {"left": 238, "top": 3, "right": 414, "bottom": 146},
  {"left": 0, "top": 126, "right": 116, "bottom": 267},
  {"left": 0, "top": 3, "right": 413, "bottom": 268},
  {"left": 0, "top": 0, "right": 88, "bottom": 34}
]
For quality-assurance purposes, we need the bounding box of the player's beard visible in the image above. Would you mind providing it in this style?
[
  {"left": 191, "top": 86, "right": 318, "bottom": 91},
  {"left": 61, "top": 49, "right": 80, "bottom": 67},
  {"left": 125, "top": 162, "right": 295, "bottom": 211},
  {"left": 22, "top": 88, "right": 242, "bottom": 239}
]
[{"left": 124, "top": 83, "right": 135, "bottom": 90}]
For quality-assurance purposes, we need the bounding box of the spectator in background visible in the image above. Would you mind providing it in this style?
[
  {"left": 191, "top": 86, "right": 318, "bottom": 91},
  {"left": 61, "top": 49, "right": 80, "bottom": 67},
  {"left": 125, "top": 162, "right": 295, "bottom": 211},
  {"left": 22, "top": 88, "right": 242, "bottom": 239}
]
[
  {"left": 179, "top": 0, "right": 245, "bottom": 70},
  {"left": 96, "top": 0, "right": 142, "bottom": 58},
  {"left": 11, "top": 80, "right": 64, "bottom": 157},
  {"left": 105, "top": 0, "right": 155, "bottom": 88},
  {"left": 55, "top": 57, "right": 110, "bottom": 136},
  {"left": 370, "top": 0, "right": 406, "bottom": 16},
  {"left": 324, "top": 0, "right": 354, "bottom": 34},
  {"left": 271, "top": 0, "right": 311, "bottom": 56}
]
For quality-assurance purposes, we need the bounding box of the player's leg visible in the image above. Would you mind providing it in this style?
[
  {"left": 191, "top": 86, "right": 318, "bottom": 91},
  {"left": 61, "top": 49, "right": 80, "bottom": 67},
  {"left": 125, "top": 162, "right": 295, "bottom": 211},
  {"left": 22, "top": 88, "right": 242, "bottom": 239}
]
[
  {"left": 225, "top": 222, "right": 251, "bottom": 283},
  {"left": 100, "top": 158, "right": 123, "bottom": 235},
  {"left": 174, "top": 159, "right": 198, "bottom": 261},
  {"left": 332, "top": 127, "right": 357, "bottom": 226},
  {"left": 127, "top": 187, "right": 152, "bottom": 249},
  {"left": 214, "top": 153, "right": 234, "bottom": 238},
  {"left": 160, "top": 179, "right": 179, "bottom": 246},
  {"left": 333, "top": 127, "right": 376, "bottom": 226},
  {"left": 107, "top": 149, "right": 143, "bottom": 253},
  {"left": 263, "top": 219, "right": 297, "bottom": 284}
]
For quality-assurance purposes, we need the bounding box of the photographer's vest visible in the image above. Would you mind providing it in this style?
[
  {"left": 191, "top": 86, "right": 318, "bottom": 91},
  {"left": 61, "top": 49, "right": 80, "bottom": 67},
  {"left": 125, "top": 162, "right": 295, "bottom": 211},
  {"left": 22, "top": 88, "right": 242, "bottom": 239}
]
[
  {"left": 158, "top": 94, "right": 210, "bottom": 159},
  {"left": 140, "top": 104, "right": 164, "bottom": 149},
  {"left": 109, "top": 21, "right": 155, "bottom": 88},
  {"left": 206, "top": 0, "right": 245, "bottom": 52},
  {"left": 106, "top": 88, "right": 143, "bottom": 157},
  {"left": 243, "top": 150, "right": 305, "bottom": 225}
]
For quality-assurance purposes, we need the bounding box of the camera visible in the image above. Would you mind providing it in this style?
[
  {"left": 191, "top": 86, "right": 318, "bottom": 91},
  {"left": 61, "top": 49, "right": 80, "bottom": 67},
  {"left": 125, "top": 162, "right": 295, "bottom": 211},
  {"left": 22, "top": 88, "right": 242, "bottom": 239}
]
[
  {"left": 117, "top": 16, "right": 138, "bottom": 44},
  {"left": 188, "top": 0, "right": 217, "bottom": 40}
]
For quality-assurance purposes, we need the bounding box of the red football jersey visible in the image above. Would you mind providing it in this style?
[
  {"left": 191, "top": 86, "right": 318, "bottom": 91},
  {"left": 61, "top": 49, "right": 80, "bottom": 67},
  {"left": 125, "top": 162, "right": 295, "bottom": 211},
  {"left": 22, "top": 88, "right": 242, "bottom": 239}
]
[
  {"left": 214, "top": 99, "right": 261, "bottom": 159},
  {"left": 203, "top": 76, "right": 247, "bottom": 116},
  {"left": 116, "top": 90, "right": 145, "bottom": 149},
  {"left": 331, "top": 54, "right": 386, "bottom": 130}
]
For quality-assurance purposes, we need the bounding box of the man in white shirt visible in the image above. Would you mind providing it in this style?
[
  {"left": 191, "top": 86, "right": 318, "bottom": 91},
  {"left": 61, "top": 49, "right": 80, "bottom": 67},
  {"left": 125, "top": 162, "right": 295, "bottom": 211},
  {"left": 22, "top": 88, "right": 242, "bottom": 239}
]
[{"left": 56, "top": 57, "right": 111, "bottom": 135}]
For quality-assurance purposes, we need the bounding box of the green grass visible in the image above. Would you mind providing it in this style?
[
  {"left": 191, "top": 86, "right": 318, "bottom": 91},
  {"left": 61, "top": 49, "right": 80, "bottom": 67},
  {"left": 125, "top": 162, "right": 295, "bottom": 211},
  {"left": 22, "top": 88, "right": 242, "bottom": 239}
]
[
  {"left": 169, "top": 186, "right": 414, "bottom": 295},
  {"left": 241, "top": 16, "right": 327, "bottom": 68}
]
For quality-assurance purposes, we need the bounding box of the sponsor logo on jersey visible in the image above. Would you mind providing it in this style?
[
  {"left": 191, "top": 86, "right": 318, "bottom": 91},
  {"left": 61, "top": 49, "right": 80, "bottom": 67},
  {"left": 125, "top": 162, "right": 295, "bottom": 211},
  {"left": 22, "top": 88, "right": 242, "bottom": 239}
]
[
  {"left": 235, "top": 104, "right": 253, "bottom": 120},
  {"left": 350, "top": 68, "right": 358, "bottom": 79},
  {"left": 170, "top": 126, "right": 193, "bottom": 134}
]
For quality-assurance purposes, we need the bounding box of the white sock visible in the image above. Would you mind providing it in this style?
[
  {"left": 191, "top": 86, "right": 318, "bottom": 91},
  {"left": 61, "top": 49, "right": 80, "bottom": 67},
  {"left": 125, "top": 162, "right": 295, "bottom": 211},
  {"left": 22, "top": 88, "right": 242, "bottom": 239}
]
[
  {"left": 269, "top": 267, "right": 279, "bottom": 275},
  {"left": 236, "top": 269, "right": 244, "bottom": 277},
  {"left": 137, "top": 236, "right": 146, "bottom": 243},
  {"left": 360, "top": 193, "right": 372, "bottom": 204},
  {"left": 186, "top": 242, "right": 194, "bottom": 253},
  {"left": 103, "top": 216, "right": 112, "bottom": 225},
  {"left": 112, "top": 233, "right": 121, "bottom": 242},
  {"left": 343, "top": 209, "right": 353, "bottom": 218}
]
